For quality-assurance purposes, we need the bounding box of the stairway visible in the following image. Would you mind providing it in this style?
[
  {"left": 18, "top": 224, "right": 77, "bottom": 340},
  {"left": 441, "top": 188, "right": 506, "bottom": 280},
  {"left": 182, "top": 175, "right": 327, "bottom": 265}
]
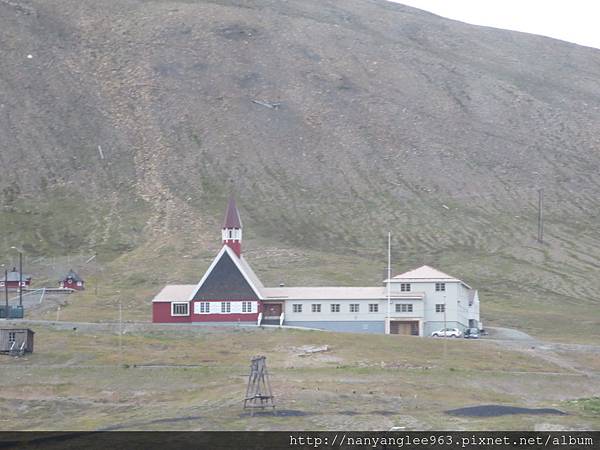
[{"left": 261, "top": 319, "right": 280, "bottom": 326}]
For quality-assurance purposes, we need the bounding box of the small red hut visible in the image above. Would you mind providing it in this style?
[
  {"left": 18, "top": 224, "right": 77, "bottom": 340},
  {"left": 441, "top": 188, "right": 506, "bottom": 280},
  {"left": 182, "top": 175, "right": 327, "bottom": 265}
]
[
  {"left": 59, "top": 270, "right": 85, "bottom": 291},
  {"left": 0, "top": 268, "right": 32, "bottom": 290}
]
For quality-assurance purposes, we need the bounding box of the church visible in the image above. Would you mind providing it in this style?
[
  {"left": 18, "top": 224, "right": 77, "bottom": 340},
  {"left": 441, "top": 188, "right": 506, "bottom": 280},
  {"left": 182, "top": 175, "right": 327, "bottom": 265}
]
[{"left": 152, "top": 197, "right": 481, "bottom": 335}]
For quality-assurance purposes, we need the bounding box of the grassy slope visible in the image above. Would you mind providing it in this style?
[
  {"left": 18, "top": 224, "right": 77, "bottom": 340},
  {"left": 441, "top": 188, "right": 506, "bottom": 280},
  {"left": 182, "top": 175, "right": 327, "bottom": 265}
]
[
  {"left": 25, "top": 232, "right": 600, "bottom": 344},
  {"left": 1, "top": 325, "right": 599, "bottom": 431}
]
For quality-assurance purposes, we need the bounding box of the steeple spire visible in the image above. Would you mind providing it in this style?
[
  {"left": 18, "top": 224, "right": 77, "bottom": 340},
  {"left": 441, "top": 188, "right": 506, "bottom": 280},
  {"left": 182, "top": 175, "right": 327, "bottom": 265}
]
[{"left": 222, "top": 195, "right": 242, "bottom": 256}]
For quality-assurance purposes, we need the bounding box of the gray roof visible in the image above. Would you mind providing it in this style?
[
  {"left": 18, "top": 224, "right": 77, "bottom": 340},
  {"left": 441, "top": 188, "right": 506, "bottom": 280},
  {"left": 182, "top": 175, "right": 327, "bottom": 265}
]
[
  {"left": 152, "top": 285, "right": 196, "bottom": 302},
  {"left": 262, "top": 287, "right": 424, "bottom": 300},
  {"left": 4, "top": 270, "right": 32, "bottom": 282},
  {"left": 61, "top": 270, "right": 83, "bottom": 283}
]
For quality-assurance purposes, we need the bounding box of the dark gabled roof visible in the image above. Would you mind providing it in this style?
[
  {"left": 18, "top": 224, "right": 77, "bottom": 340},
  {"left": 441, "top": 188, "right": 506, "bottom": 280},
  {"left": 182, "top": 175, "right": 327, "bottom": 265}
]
[
  {"left": 4, "top": 270, "right": 32, "bottom": 282},
  {"left": 62, "top": 269, "right": 83, "bottom": 283},
  {"left": 222, "top": 195, "right": 242, "bottom": 229},
  {"left": 191, "top": 246, "right": 260, "bottom": 301}
]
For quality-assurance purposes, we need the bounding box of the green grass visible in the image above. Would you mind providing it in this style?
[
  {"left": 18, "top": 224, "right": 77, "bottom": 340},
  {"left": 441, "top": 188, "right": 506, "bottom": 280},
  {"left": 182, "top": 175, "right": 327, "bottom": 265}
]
[
  {"left": 1, "top": 325, "right": 599, "bottom": 431},
  {"left": 566, "top": 398, "right": 600, "bottom": 417}
]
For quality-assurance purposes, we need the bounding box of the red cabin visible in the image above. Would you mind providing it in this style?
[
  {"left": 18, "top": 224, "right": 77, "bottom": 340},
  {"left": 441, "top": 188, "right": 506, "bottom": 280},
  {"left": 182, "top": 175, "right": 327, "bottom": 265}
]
[
  {"left": 59, "top": 269, "right": 85, "bottom": 291},
  {"left": 0, "top": 268, "right": 32, "bottom": 290}
]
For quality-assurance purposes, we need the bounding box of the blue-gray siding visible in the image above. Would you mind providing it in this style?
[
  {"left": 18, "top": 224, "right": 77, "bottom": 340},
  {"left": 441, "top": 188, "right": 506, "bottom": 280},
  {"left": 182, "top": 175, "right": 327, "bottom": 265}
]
[{"left": 284, "top": 320, "right": 385, "bottom": 334}]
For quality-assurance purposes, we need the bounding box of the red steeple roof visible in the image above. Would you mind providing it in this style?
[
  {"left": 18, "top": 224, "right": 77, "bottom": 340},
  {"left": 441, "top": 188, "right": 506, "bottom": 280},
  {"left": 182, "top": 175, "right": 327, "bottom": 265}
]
[{"left": 223, "top": 195, "right": 242, "bottom": 229}]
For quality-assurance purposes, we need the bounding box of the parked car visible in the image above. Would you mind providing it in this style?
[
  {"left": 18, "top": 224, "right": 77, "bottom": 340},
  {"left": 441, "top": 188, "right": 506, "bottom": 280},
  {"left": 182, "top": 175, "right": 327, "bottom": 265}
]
[
  {"left": 431, "top": 328, "right": 462, "bottom": 338},
  {"left": 463, "top": 328, "right": 480, "bottom": 339}
]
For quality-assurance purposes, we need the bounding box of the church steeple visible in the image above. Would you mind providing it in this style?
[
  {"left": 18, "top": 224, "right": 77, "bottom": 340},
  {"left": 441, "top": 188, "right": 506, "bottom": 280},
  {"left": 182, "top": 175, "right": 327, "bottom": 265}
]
[{"left": 222, "top": 195, "right": 242, "bottom": 256}]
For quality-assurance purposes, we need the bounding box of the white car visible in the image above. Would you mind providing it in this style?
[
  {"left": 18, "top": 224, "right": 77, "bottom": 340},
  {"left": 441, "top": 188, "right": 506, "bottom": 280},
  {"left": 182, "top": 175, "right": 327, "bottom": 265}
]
[{"left": 431, "top": 328, "right": 462, "bottom": 338}]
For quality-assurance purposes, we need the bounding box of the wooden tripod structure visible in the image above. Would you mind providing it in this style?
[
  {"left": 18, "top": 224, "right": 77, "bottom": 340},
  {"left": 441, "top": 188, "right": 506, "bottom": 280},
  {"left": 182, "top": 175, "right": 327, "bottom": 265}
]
[{"left": 243, "top": 356, "right": 275, "bottom": 415}]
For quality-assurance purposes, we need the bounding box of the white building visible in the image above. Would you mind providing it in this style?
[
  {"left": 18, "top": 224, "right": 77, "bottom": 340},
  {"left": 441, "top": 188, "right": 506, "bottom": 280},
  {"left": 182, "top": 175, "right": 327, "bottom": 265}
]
[{"left": 152, "top": 198, "right": 481, "bottom": 336}]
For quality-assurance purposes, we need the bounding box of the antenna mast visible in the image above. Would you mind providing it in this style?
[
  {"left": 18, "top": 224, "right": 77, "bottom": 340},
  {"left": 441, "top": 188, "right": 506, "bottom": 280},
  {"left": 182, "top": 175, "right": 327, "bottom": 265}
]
[{"left": 387, "top": 231, "right": 391, "bottom": 334}]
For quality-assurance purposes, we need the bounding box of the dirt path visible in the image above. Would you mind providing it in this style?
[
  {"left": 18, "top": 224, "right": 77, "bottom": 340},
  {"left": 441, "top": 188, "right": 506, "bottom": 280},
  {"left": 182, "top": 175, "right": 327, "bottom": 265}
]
[{"left": 484, "top": 327, "right": 600, "bottom": 378}]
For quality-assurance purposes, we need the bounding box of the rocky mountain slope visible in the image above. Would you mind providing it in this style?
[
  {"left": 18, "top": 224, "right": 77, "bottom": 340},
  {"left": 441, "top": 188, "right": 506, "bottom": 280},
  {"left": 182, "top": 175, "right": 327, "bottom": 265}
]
[{"left": 1, "top": 0, "right": 599, "bottom": 336}]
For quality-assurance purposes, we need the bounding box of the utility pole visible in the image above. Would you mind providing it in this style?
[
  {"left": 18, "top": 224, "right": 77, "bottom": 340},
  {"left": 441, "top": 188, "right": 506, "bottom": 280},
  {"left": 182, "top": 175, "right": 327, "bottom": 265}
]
[
  {"left": 119, "top": 297, "right": 123, "bottom": 361},
  {"left": 4, "top": 268, "right": 8, "bottom": 317},
  {"left": 19, "top": 250, "right": 23, "bottom": 307},
  {"left": 537, "top": 188, "right": 544, "bottom": 243},
  {"left": 386, "top": 231, "right": 391, "bottom": 335},
  {"left": 10, "top": 247, "right": 23, "bottom": 309}
]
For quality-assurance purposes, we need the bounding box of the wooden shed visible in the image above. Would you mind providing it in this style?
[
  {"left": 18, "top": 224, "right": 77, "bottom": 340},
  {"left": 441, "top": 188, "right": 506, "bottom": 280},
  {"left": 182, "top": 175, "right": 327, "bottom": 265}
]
[{"left": 0, "top": 328, "right": 34, "bottom": 354}]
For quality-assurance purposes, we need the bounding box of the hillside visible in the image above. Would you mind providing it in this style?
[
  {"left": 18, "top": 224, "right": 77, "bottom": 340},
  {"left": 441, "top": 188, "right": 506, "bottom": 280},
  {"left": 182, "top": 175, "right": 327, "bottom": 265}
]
[{"left": 1, "top": 0, "right": 599, "bottom": 340}]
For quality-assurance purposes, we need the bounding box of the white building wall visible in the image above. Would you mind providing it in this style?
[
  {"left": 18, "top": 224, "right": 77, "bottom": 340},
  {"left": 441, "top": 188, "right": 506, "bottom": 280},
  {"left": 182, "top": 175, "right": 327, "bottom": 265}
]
[
  {"left": 388, "top": 280, "right": 471, "bottom": 334},
  {"left": 279, "top": 280, "right": 478, "bottom": 336},
  {"left": 283, "top": 298, "right": 423, "bottom": 322}
]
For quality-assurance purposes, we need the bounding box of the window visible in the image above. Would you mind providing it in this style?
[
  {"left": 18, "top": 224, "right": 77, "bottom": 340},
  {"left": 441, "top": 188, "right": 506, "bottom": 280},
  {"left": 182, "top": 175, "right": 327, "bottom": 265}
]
[
  {"left": 228, "top": 230, "right": 232, "bottom": 239},
  {"left": 242, "top": 301, "right": 252, "bottom": 313},
  {"left": 330, "top": 304, "right": 340, "bottom": 313},
  {"left": 8, "top": 332, "right": 16, "bottom": 343},
  {"left": 395, "top": 304, "right": 413, "bottom": 313},
  {"left": 436, "top": 304, "right": 445, "bottom": 313},
  {"left": 221, "top": 302, "right": 231, "bottom": 313},
  {"left": 312, "top": 304, "right": 321, "bottom": 313},
  {"left": 435, "top": 282, "right": 445, "bottom": 292},
  {"left": 369, "top": 303, "right": 379, "bottom": 313},
  {"left": 349, "top": 304, "right": 359, "bottom": 313},
  {"left": 172, "top": 302, "right": 189, "bottom": 316},
  {"left": 293, "top": 304, "right": 303, "bottom": 313},
  {"left": 195, "top": 302, "right": 210, "bottom": 314},
  {"left": 400, "top": 283, "right": 411, "bottom": 292}
]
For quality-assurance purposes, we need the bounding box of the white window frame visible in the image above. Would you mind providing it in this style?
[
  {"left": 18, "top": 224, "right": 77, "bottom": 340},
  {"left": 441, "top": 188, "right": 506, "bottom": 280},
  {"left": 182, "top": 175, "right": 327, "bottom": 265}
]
[
  {"left": 400, "top": 283, "right": 411, "bottom": 292},
  {"left": 171, "top": 302, "right": 189, "bottom": 316},
  {"left": 293, "top": 304, "right": 302, "bottom": 313},
  {"left": 436, "top": 304, "right": 446, "bottom": 313},
  {"left": 312, "top": 304, "right": 321, "bottom": 313},
  {"left": 330, "top": 304, "right": 340, "bottom": 313},
  {"left": 435, "top": 282, "right": 445, "bottom": 292},
  {"left": 368, "top": 303, "right": 379, "bottom": 313},
  {"left": 349, "top": 304, "right": 359, "bottom": 313},
  {"left": 242, "top": 301, "right": 252, "bottom": 313},
  {"left": 195, "top": 302, "right": 211, "bottom": 314},
  {"left": 8, "top": 331, "right": 16, "bottom": 343},
  {"left": 221, "top": 302, "right": 231, "bottom": 313},
  {"left": 395, "top": 303, "right": 413, "bottom": 313}
]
